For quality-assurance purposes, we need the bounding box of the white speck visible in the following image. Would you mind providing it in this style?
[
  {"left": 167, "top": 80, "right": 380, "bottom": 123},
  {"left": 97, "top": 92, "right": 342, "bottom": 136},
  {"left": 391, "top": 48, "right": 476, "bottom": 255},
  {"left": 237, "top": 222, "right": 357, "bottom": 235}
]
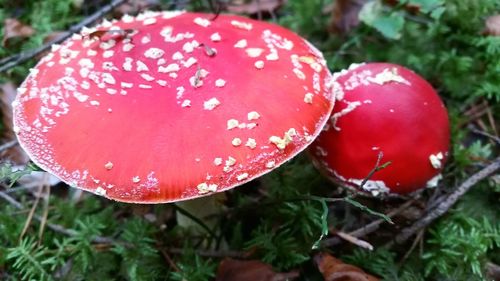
[
  {"left": 254, "top": 60, "right": 264, "bottom": 69},
  {"left": 172, "top": 51, "right": 183, "bottom": 60},
  {"left": 232, "top": 138, "right": 242, "bottom": 147},
  {"left": 429, "top": 152, "right": 444, "bottom": 169},
  {"left": 246, "top": 123, "right": 257, "bottom": 129},
  {"left": 214, "top": 158, "right": 223, "bottom": 166},
  {"left": 426, "top": 174, "right": 443, "bottom": 188},
  {"left": 87, "top": 49, "right": 98, "bottom": 56},
  {"left": 265, "top": 161, "right": 276, "bottom": 169},
  {"left": 246, "top": 48, "right": 264, "bottom": 57},
  {"left": 158, "top": 63, "right": 180, "bottom": 73},
  {"left": 122, "top": 14, "right": 134, "bottom": 23},
  {"left": 181, "top": 100, "right": 191, "bottom": 107},
  {"left": 189, "top": 76, "right": 203, "bottom": 88},
  {"left": 157, "top": 58, "right": 166, "bottom": 65},
  {"left": 183, "top": 57, "right": 197, "bottom": 68},
  {"left": 139, "top": 84, "right": 152, "bottom": 89},
  {"left": 103, "top": 50, "right": 114, "bottom": 58},
  {"left": 144, "top": 47, "right": 165, "bottom": 59},
  {"left": 245, "top": 138, "right": 257, "bottom": 149},
  {"left": 194, "top": 17, "right": 211, "bottom": 27},
  {"left": 231, "top": 20, "right": 253, "bottom": 30},
  {"left": 266, "top": 52, "right": 279, "bottom": 61},
  {"left": 141, "top": 34, "right": 151, "bottom": 44},
  {"left": 197, "top": 182, "right": 217, "bottom": 194},
  {"left": 237, "top": 173, "right": 249, "bottom": 181},
  {"left": 102, "top": 73, "right": 116, "bottom": 84},
  {"left": 81, "top": 81, "right": 90, "bottom": 90},
  {"left": 234, "top": 39, "right": 247, "bottom": 48},
  {"left": 143, "top": 17, "right": 157, "bottom": 25},
  {"left": 227, "top": 119, "right": 239, "bottom": 130},
  {"left": 157, "top": 80, "right": 167, "bottom": 86},
  {"left": 106, "top": 88, "right": 117, "bottom": 95},
  {"left": 123, "top": 58, "right": 133, "bottom": 71},
  {"left": 210, "top": 32, "right": 221, "bottom": 41},
  {"left": 182, "top": 41, "right": 197, "bottom": 53},
  {"left": 121, "top": 82, "right": 133, "bottom": 88},
  {"left": 304, "top": 93, "right": 313, "bottom": 104},
  {"left": 74, "top": 92, "right": 89, "bottom": 102},
  {"left": 389, "top": 109, "right": 395, "bottom": 113},
  {"left": 293, "top": 68, "right": 306, "bottom": 80},
  {"left": 104, "top": 162, "right": 113, "bottom": 170},
  {"left": 247, "top": 111, "right": 260, "bottom": 121},
  {"left": 132, "top": 176, "right": 141, "bottom": 183},
  {"left": 226, "top": 157, "right": 236, "bottom": 167},
  {"left": 123, "top": 43, "right": 134, "bottom": 52},
  {"left": 95, "top": 187, "right": 107, "bottom": 196},
  {"left": 215, "top": 79, "right": 226, "bottom": 87},
  {"left": 141, "top": 73, "right": 155, "bottom": 81},
  {"left": 367, "top": 67, "right": 410, "bottom": 86},
  {"left": 176, "top": 86, "right": 185, "bottom": 99},
  {"left": 136, "top": 60, "right": 149, "bottom": 72},
  {"left": 203, "top": 97, "right": 220, "bottom": 110},
  {"left": 108, "top": 108, "right": 112, "bottom": 112},
  {"left": 269, "top": 128, "right": 296, "bottom": 150},
  {"left": 90, "top": 100, "right": 100, "bottom": 106}
]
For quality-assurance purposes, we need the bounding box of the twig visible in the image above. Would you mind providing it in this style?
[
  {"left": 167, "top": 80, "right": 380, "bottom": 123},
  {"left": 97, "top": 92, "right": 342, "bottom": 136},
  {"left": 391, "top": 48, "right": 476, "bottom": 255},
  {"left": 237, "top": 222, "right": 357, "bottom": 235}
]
[
  {"left": 359, "top": 151, "right": 391, "bottom": 190},
  {"left": 38, "top": 183, "right": 51, "bottom": 244},
  {"left": 19, "top": 184, "right": 43, "bottom": 241},
  {"left": 321, "top": 199, "right": 415, "bottom": 247},
  {"left": 0, "top": 140, "right": 18, "bottom": 152},
  {"left": 335, "top": 231, "right": 374, "bottom": 250},
  {"left": 469, "top": 126, "right": 500, "bottom": 145},
  {"left": 0, "top": 0, "right": 126, "bottom": 73},
  {"left": 394, "top": 156, "right": 500, "bottom": 244}
]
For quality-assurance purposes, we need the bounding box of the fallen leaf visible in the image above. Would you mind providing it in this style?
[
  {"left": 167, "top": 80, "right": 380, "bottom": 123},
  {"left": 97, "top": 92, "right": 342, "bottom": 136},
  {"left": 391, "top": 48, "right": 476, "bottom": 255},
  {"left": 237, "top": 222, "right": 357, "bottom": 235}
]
[
  {"left": 216, "top": 258, "right": 299, "bottom": 281},
  {"left": 329, "top": 0, "right": 368, "bottom": 34},
  {"left": 2, "top": 18, "right": 36, "bottom": 47},
  {"left": 484, "top": 15, "right": 500, "bottom": 36},
  {"left": 314, "top": 252, "right": 379, "bottom": 281},
  {"left": 227, "top": 0, "right": 286, "bottom": 16},
  {"left": 0, "top": 83, "right": 29, "bottom": 164}
]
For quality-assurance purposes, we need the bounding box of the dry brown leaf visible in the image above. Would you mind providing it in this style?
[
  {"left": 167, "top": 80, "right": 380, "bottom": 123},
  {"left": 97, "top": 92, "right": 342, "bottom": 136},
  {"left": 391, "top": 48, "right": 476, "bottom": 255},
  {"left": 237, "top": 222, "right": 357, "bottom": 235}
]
[
  {"left": 329, "top": 0, "right": 368, "bottom": 34},
  {"left": 0, "top": 82, "right": 29, "bottom": 164},
  {"left": 227, "top": 0, "right": 286, "bottom": 16},
  {"left": 216, "top": 258, "right": 299, "bottom": 281},
  {"left": 2, "top": 18, "right": 36, "bottom": 47},
  {"left": 484, "top": 15, "right": 500, "bottom": 36},
  {"left": 314, "top": 252, "right": 379, "bottom": 281}
]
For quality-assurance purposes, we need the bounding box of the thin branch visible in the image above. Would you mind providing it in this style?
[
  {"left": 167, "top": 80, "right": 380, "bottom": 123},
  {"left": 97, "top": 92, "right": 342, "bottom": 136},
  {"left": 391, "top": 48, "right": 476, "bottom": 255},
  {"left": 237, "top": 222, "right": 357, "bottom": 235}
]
[
  {"left": 469, "top": 126, "right": 500, "bottom": 145},
  {"left": 0, "top": 140, "right": 18, "bottom": 152},
  {"left": 394, "top": 156, "right": 500, "bottom": 244},
  {"left": 0, "top": 0, "right": 126, "bottom": 73},
  {"left": 321, "top": 199, "right": 415, "bottom": 247},
  {"left": 335, "top": 231, "right": 374, "bottom": 250}
]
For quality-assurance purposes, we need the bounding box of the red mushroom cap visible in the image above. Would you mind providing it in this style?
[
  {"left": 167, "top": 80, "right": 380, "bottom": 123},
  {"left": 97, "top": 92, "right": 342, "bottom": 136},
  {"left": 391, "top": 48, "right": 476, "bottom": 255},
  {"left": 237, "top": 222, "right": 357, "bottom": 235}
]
[
  {"left": 13, "top": 11, "right": 334, "bottom": 203},
  {"left": 310, "top": 63, "right": 449, "bottom": 195}
]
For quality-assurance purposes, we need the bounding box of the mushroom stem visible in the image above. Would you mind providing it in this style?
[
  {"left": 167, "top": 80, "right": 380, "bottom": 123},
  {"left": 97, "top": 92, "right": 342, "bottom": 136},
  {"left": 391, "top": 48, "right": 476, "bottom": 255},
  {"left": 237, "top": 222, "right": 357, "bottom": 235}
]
[{"left": 174, "top": 193, "right": 226, "bottom": 247}]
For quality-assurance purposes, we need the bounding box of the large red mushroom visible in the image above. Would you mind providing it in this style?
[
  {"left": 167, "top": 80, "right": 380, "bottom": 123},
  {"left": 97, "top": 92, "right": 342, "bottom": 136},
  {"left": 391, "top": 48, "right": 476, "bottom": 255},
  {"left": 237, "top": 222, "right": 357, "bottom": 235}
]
[
  {"left": 310, "top": 63, "right": 450, "bottom": 195},
  {"left": 13, "top": 11, "right": 334, "bottom": 203}
]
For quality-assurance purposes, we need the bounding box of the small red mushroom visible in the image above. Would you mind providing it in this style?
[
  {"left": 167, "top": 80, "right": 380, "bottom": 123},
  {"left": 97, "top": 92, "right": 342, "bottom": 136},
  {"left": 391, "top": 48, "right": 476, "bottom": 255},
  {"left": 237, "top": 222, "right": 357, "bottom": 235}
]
[
  {"left": 310, "top": 63, "right": 450, "bottom": 195},
  {"left": 13, "top": 11, "right": 334, "bottom": 203}
]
